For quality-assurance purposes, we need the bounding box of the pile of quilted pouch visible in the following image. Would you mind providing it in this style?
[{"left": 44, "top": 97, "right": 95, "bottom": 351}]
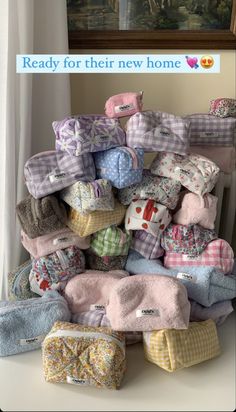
[{"left": 3, "top": 91, "right": 236, "bottom": 389}]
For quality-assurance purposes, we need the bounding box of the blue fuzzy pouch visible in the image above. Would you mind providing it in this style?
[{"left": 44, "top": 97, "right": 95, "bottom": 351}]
[
  {"left": 0, "top": 291, "right": 71, "bottom": 356},
  {"left": 94, "top": 146, "right": 144, "bottom": 189}
]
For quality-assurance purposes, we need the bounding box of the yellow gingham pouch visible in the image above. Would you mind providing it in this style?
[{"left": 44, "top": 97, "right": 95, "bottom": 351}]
[
  {"left": 42, "top": 321, "right": 126, "bottom": 389},
  {"left": 143, "top": 319, "right": 221, "bottom": 372},
  {"left": 66, "top": 200, "right": 126, "bottom": 237}
]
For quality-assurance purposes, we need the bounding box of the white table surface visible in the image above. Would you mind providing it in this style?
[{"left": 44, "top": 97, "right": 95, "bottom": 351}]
[{"left": 0, "top": 312, "right": 235, "bottom": 412}]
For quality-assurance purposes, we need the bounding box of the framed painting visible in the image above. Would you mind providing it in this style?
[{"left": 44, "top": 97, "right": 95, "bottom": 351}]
[{"left": 67, "top": 0, "right": 236, "bottom": 49}]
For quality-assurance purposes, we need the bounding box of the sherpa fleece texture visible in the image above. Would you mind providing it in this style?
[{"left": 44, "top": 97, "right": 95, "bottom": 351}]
[
  {"left": 106, "top": 274, "right": 190, "bottom": 331},
  {"left": 190, "top": 300, "right": 234, "bottom": 326},
  {"left": 125, "top": 250, "right": 236, "bottom": 307},
  {"left": 0, "top": 291, "right": 71, "bottom": 357},
  {"left": 16, "top": 194, "right": 67, "bottom": 239}
]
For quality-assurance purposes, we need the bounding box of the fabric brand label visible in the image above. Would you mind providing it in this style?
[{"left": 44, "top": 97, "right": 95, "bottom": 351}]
[
  {"left": 114, "top": 103, "right": 134, "bottom": 113},
  {"left": 90, "top": 304, "right": 106, "bottom": 311},
  {"left": 140, "top": 190, "right": 156, "bottom": 197},
  {"left": 136, "top": 309, "right": 160, "bottom": 318},
  {"left": 19, "top": 335, "right": 44, "bottom": 345},
  {"left": 177, "top": 272, "right": 196, "bottom": 282},
  {"left": 200, "top": 132, "right": 219, "bottom": 138},
  {"left": 154, "top": 128, "right": 171, "bottom": 138},
  {"left": 53, "top": 237, "right": 69, "bottom": 245},
  {"left": 182, "top": 255, "right": 201, "bottom": 262},
  {"left": 175, "top": 167, "right": 194, "bottom": 177},
  {"left": 67, "top": 376, "right": 89, "bottom": 385},
  {"left": 49, "top": 173, "right": 67, "bottom": 182}
]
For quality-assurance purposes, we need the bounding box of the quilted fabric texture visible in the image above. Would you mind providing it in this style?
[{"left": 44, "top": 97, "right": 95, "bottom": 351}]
[
  {"left": 185, "top": 113, "right": 236, "bottom": 145},
  {"left": 125, "top": 199, "right": 171, "bottom": 238},
  {"left": 90, "top": 226, "right": 132, "bottom": 257},
  {"left": 143, "top": 320, "right": 221, "bottom": 372},
  {"left": 126, "top": 110, "right": 190, "bottom": 155},
  {"left": 24, "top": 150, "right": 96, "bottom": 199},
  {"left": 42, "top": 321, "right": 126, "bottom": 389},
  {"left": 164, "top": 239, "right": 234, "bottom": 274},
  {"left": 60, "top": 179, "right": 114, "bottom": 214},
  {"left": 0, "top": 291, "right": 71, "bottom": 357},
  {"left": 150, "top": 152, "right": 220, "bottom": 196},
  {"left": 209, "top": 98, "right": 236, "bottom": 118},
  {"left": 94, "top": 146, "right": 144, "bottom": 189},
  {"left": 53, "top": 115, "right": 126, "bottom": 155},
  {"left": 161, "top": 223, "right": 218, "bottom": 257},
  {"left": 131, "top": 230, "right": 164, "bottom": 260},
  {"left": 85, "top": 250, "right": 127, "bottom": 271},
  {"left": 105, "top": 91, "right": 143, "bottom": 118},
  {"left": 21, "top": 228, "right": 90, "bottom": 259},
  {"left": 8, "top": 260, "right": 39, "bottom": 301},
  {"left": 173, "top": 192, "right": 218, "bottom": 230},
  {"left": 64, "top": 270, "right": 129, "bottom": 314},
  {"left": 106, "top": 274, "right": 190, "bottom": 331},
  {"left": 29, "top": 246, "right": 85, "bottom": 296},
  {"left": 16, "top": 194, "right": 67, "bottom": 239},
  {"left": 118, "top": 169, "right": 181, "bottom": 209},
  {"left": 67, "top": 200, "right": 126, "bottom": 237}
]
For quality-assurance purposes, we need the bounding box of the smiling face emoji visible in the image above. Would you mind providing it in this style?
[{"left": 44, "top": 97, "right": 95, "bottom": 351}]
[{"left": 200, "top": 55, "right": 214, "bottom": 69}]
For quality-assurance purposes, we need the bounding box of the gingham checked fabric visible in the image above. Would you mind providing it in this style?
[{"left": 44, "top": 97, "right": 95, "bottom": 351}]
[
  {"left": 164, "top": 239, "right": 234, "bottom": 274},
  {"left": 91, "top": 226, "right": 132, "bottom": 257},
  {"left": 24, "top": 150, "right": 96, "bottom": 199},
  {"left": 185, "top": 114, "right": 236, "bottom": 146},
  {"left": 53, "top": 115, "right": 126, "bottom": 155},
  {"left": 143, "top": 319, "right": 221, "bottom": 372},
  {"left": 131, "top": 230, "right": 164, "bottom": 260},
  {"left": 67, "top": 200, "right": 126, "bottom": 237},
  {"left": 126, "top": 110, "right": 190, "bottom": 155}
]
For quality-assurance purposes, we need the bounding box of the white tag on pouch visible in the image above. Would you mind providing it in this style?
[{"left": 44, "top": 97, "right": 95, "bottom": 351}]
[
  {"left": 177, "top": 272, "right": 196, "bottom": 282},
  {"left": 19, "top": 335, "right": 45, "bottom": 345},
  {"left": 136, "top": 309, "right": 160, "bottom": 318}
]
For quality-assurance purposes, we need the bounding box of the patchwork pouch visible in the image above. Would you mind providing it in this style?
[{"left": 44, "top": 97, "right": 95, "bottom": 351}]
[
  {"left": 164, "top": 239, "right": 234, "bottom": 274},
  {"left": 131, "top": 230, "right": 164, "bottom": 260},
  {"left": 16, "top": 194, "right": 67, "bottom": 239},
  {"left": 21, "top": 228, "right": 90, "bottom": 259},
  {"left": 53, "top": 115, "right": 126, "bottom": 155},
  {"left": 29, "top": 246, "right": 85, "bottom": 296},
  {"left": 126, "top": 110, "right": 190, "bottom": 155},
  {"left": 94, "top": 146, "right": 144, "bottom": 189},
  {"left": 118, "top": 169, "right": 181, "bottom": 209},
  {"left": 125, "top": 199, "right": 171, "bottom": 238},
  {"left": 67, "top": 200, "right": 126, "bottom": 237},
  {"left": 42, "top": 321, "right": 126, "bottom": 389},
  {"left": 185, "top": 113, "right": 236, "bottom": 146},
  {"left": 85, "top": 250, "right": 127, "bottom": 271},
  {"left": 8, "top": 260, "right": 38, "bottom": 301},
  {"left": 64, "top": 269, "right": 129, "bottom": 314},
  {"left": 143, "top": 319, "right": 221, "bottom": 372},
  {"left": 150, "top": 152, "right": 220, "bottom": 196},
  {"left": 161, "top": 223, "right": 217, "bottom": 257},
  {"left": 0, "top": 291, "right": 71, "bottom": 357},
  {"left": 106, "top": 274, "right": 190, "bottom": 332},
  {"left": 105, "top": 91, "right": 143, "bottom": 118},
  {"left": 60, "top": 179, "right": 114, "bottom": 214},
  {"left": 90, "top": 226, "right": 132, "bottom": 257},
  {"left": 72, "top": 310, "right": 142, "bottom": 346},
  {"left": 209, "top": 98, "right": 236, "bottom": 118},
  {"left": 190, "top": 300, "right": 234, "bottom": 326},
  {"left": 24, "top": 150, "right": 96, "bottom": 199},
  {"left": 173, "top": 192, "right": 218, "bottom": 230}
]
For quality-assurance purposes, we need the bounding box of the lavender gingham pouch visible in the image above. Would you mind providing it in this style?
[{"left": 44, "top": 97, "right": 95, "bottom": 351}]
[
  {"left": 53, "top": 115, "right": 126, "bottom": 155},
  {"left": 126, "top": 110, "right": 190, "bottom": 155},
  {"left": 185, "top": 114, "right": 236, "bottom": 146},
  {"left": 118, "top": 169, "right": 181, "bottom": 210},
  {"left": 131, "top": 230, "right": 164, "bottom": 260},
  {"left": 24, "top": 150, "right": 96, "bottom": 199}
]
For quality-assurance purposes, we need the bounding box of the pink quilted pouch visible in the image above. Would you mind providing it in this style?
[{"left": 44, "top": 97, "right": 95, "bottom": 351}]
[{"left": 105, "top": 92, "right": 143, "bottom": 118}]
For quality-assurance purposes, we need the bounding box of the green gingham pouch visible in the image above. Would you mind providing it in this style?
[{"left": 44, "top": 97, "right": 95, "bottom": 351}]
[
  {"left": 8, "top": 260, "right": 39, "bottom": 300},
  {"left": 90, "top": 226, "right": 132, "bottom": 257}
]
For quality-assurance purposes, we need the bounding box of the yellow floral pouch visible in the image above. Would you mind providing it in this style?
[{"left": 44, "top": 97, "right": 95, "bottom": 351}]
[
  {"left": 67, "top": 200, "right": 126, "bottom": 237},
  {"left": 42, "top": 321, "right": 126, "bottom": 389},
  {"left": 143, "top": 319, "right": 221, "bottom": 372}
]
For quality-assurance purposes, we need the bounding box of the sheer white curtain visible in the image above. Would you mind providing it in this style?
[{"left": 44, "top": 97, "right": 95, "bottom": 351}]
[{"left": 0, "top": 0, "right": 71, "bottom": 299}]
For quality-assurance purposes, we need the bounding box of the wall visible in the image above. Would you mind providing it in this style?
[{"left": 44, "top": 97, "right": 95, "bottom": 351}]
[{"left": 70, "top": 49, "right": 236, "bottom": 248}]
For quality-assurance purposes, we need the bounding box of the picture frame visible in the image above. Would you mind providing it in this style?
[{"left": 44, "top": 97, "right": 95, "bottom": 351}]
[{"left": 68, "top": 0, "right": 236, "bottom": 49}]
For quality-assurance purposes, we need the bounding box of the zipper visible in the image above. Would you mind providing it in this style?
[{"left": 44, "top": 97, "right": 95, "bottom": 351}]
[
  {"left": 55, "top": 250, "right": 70, "bottom": 270},
  {"left": 119, "top": 147, "right": 139, "bottom": 169},
  {"left": 91, "top": 181, "right": 102, "bottom": 198},
  {"left": 44, "top": 330, "right": 125, "bottom": 353}
]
